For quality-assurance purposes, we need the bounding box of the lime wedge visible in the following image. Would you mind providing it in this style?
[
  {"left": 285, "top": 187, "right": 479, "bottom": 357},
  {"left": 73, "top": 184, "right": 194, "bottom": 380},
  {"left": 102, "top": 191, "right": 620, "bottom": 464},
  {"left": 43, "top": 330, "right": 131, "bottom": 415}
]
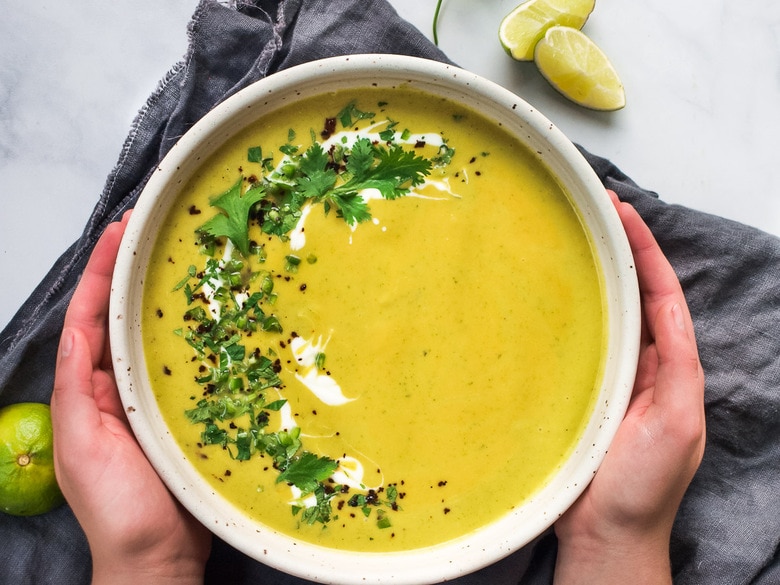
[
  {"left": 534, "top": 25, "right": 625, "bottom": 111},
  {"left": 499, "top": 0, "right": 595, "bottom": 61}
]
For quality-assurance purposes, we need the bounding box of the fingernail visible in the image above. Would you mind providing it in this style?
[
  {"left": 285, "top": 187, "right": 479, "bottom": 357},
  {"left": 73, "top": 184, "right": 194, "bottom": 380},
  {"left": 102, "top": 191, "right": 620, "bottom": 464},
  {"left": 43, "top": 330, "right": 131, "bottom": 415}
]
[
  {"left": 672, "top": 303, "right": 686, "bottom": 331},
  {"left": 60, "top": 328, "right": 74, "bottom": 359}
]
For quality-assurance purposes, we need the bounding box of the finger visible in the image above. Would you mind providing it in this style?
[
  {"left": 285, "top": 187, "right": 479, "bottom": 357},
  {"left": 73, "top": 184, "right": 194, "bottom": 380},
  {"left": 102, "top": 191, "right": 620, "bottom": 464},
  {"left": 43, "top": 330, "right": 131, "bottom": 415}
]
[
  {"left": 608, "top": 193, "right": 690, "bottom": 340},
  {"left": 64, "top": 214, "right": 130, "bottom": 370},
  {"left": 653, "top": 301, "right": 705, "bottom": 416}
]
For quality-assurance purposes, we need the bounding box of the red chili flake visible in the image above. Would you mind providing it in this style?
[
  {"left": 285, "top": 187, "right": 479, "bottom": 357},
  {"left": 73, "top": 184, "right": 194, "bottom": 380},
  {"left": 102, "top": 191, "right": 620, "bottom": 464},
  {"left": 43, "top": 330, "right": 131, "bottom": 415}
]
[
  {"left": 155, "top": 308, "right": 164, "bottom": 318},
  {"left": 443, "top": 508, "right": 451, "bottom": 514},
  {"left": 188, "top": 205, "right": 202, "bottom": 215},
  {"left": 414, "top": 140, "right": 426, "bottom": 148},
  {"left": 163, "top": 365, "right": 172, "bottom": 375},
  {"left": 321, "top": 117, "right": 337, "bottom": 140}
]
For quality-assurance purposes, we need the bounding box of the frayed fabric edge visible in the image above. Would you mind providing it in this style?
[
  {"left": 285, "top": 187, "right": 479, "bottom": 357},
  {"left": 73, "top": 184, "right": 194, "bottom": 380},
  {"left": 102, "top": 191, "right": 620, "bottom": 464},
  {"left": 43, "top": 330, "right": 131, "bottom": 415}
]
[{"left": 0, "top": 2, "right": 215, "bottom": 356}]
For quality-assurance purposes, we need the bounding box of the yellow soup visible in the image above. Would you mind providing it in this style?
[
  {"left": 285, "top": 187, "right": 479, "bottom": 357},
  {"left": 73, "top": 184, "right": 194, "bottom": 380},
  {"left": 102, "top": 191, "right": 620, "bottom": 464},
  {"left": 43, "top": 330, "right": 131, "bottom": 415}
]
[{"left": 142, "top": 87, "right": 605, "bottom": 552}]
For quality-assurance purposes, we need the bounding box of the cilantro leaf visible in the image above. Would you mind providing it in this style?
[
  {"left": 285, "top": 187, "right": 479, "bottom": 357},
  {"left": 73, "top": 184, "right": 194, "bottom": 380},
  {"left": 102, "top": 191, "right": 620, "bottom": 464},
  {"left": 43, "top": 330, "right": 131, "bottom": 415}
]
[
  {"left": 199, "top": 178, "right": 265, "bottom": 257},
  {"left": 344, "top": 137, "right": 375, "bottom": 180},
  {"left": 277, "top": 452, "right": 338, "bottom": 493},
  {"left": 369, "top": 143, "right": 432, "bottom": 195},
  {"left": 327, "top": 192, "right": 371, "bottom": 225},
  {"left": 333, "top": 140, "right": 432, "bottom": 206},
  {"left": 298, "top": 143, "right": 338, "bottom": 199}
]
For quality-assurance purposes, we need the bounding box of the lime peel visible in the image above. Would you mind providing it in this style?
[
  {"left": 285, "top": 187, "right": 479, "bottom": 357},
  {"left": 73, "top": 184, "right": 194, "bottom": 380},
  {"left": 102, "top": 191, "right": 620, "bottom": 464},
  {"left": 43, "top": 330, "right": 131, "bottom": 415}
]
[{"left": 0, "top": 402, "right": 65, "bottom": 517}]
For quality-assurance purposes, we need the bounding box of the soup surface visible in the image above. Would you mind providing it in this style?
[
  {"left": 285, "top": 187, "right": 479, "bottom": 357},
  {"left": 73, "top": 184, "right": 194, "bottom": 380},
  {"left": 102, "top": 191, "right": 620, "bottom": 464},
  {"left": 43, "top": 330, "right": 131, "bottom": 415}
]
[{"left": 142, "top": 87, "right": 605, "bottom": 552}]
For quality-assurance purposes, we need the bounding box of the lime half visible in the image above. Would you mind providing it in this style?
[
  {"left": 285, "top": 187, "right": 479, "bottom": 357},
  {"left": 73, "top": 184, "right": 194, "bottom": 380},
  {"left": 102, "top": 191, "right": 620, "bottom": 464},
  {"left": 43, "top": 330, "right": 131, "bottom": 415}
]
[
  {"left": 499, "top": 0, "right": 595, "bottom": 61},
  {"left": 534, "top": 25, "right": 625, "bottom": 111}
]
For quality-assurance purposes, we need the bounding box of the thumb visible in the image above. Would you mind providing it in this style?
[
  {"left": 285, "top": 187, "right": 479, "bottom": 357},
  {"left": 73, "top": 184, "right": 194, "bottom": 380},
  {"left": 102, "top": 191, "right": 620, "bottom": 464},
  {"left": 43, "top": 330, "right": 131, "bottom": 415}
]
[
  {"left": 650, "top": 302, "right": 706, "bottom": 473},
  {"left": 653, "top": 302, "right": 704, "bottom": 414},
  {"left": 52, "top": 327, "right": 104, "bottom": 454}
]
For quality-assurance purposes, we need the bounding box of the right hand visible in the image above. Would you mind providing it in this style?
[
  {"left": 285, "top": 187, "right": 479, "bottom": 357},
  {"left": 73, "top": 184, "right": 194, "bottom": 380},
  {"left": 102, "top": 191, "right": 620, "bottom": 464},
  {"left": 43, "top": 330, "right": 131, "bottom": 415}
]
[{"left": 552, "top": 192, "right": 706, "bottom": 584}]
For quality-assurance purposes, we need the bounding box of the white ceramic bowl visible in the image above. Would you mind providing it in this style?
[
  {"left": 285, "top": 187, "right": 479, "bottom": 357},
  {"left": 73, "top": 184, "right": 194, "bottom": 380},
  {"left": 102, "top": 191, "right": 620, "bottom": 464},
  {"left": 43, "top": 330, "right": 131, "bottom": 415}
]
[{"left": 110, "top": 54, "right": 639, "bottom": 584}]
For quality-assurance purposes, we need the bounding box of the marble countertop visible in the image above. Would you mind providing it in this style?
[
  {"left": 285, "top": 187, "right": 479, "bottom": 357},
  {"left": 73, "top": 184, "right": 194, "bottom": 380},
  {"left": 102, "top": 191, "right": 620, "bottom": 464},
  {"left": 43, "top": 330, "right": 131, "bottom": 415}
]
[{"left": 2, "top": 0, "right": 779, "bottom": 330}]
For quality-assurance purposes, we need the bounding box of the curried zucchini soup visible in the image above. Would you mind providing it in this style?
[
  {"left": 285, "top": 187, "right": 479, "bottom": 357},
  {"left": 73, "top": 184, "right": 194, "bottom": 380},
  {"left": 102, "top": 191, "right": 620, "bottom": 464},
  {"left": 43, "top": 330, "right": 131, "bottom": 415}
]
[{"left": 142, "top": 87, "right": 605, "bottom": 552}]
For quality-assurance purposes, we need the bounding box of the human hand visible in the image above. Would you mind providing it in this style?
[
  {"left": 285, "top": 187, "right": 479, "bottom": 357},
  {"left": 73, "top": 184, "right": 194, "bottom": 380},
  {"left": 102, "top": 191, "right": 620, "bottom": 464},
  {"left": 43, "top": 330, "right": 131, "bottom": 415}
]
[
  {"left": 51, "top": 212, "right": 212, "bottom": 585},
  {"left": 552, "top": 191, "right": 706, "bottom": 584}
]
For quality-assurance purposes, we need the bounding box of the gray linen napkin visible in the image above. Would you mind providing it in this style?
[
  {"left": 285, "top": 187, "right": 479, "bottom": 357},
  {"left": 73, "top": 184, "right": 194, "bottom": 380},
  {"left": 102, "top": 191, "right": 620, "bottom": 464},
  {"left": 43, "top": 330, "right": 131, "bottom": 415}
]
[{"left": 1, "top": 1, "right": 778, "bottom": 584}]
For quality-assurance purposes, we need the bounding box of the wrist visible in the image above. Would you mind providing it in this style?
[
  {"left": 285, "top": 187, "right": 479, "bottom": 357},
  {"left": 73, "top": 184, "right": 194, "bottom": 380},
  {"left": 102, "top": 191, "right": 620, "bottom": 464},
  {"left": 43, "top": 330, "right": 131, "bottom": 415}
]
[
  {"left": 91, "top": 551, "right": 206, "bottom": 585},
  {"left": 92, "top": 566, "right": 204, "bottom": 585},
  {"left": 553, "top": 524, "right": 672, "bottom": 585}
]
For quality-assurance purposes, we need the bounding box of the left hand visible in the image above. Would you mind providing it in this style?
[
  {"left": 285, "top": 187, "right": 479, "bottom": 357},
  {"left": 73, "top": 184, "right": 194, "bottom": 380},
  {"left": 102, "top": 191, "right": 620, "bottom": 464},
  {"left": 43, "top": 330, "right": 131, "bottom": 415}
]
[{"left": 52, "top": 211, "right": 212, "bottom": 585}]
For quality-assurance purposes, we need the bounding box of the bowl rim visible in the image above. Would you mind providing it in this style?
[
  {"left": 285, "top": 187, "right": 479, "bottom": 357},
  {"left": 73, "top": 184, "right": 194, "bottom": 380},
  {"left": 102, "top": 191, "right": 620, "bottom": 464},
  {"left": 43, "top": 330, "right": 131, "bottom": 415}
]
[{"left": 109, "top": 53, "right": 640, "bottom": 584}]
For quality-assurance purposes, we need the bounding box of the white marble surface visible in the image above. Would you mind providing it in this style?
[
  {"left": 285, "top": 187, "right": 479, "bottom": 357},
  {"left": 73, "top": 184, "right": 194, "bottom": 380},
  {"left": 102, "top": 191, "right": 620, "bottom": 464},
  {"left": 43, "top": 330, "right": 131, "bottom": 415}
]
[{"left": 1, "top": 0, "right": 779, "bottom": 331}]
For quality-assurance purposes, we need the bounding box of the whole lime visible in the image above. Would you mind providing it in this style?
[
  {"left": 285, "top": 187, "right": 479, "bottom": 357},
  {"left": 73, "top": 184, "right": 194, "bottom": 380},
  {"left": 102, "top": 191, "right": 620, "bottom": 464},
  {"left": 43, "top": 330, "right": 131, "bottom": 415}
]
[{"left": 0, "top": 402, "right": 65, "bottom": 516}]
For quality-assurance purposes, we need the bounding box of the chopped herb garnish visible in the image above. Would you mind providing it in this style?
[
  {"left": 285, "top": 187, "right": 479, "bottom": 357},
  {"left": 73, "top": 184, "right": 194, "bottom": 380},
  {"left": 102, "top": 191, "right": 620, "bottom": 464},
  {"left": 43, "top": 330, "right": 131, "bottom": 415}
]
[
  {"left": 247, "top": 146, "right": 263, "bottom": 163},
  {"left": 198, "top": 178, "right": 265, "bottom": 257},
  {"left": 336, "top": 101, "right": 375, "bottom": 127},
  {"left": 174, "top": 100, "right": 456, "bottom": 529}
]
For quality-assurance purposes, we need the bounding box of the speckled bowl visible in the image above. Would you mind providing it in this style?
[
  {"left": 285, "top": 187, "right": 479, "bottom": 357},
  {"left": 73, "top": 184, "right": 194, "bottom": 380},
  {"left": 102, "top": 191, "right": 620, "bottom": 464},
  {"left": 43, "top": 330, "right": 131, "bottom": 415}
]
[{"left": 109, "top": 54, "right": 639, "bottom": 585}]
